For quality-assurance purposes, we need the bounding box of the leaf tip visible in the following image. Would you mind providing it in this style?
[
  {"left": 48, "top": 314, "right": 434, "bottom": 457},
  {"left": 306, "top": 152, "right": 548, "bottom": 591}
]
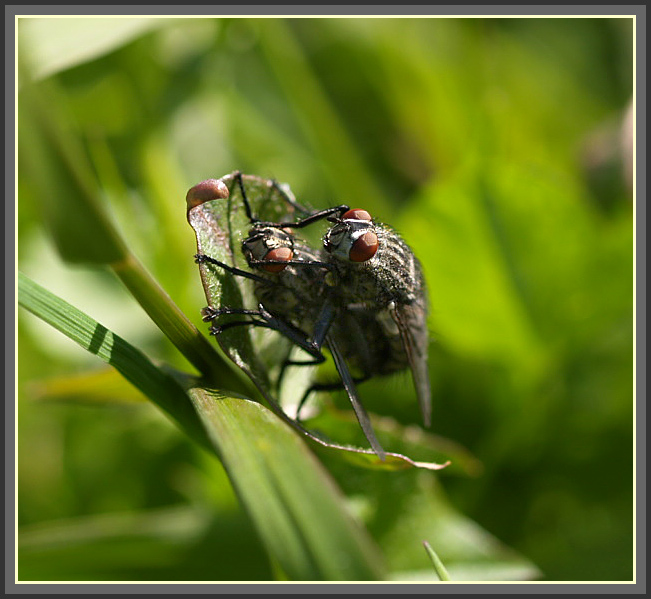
[{"left": 186, "top": 178, "right": 230, "bottom": 211}]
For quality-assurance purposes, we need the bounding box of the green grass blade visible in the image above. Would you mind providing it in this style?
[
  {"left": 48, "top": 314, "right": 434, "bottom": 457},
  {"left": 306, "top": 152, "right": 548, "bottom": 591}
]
[
  {"left": 17, "top": 272, "right": 210, "bottom": 450},
  {"left": 111, "top": 252, "right": 247, "bottom": 390},
  {"left": 188, "top": 387, "right": 386, "bottom": 581},
  {"left": 18, "top": 74, "right": 128, "bottom": 265},
  {"left": 423, "top": 540, "right": 451, "bottom": 581}
]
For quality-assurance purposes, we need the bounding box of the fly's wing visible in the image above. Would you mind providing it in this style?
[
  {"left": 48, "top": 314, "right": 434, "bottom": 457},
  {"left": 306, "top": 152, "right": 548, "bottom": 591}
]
[
  {"left": 390, "top": 301, "right": 432, "bottom": 427},
  {"left": 325, "top": 334, "right": 386, "bottom": 461}
]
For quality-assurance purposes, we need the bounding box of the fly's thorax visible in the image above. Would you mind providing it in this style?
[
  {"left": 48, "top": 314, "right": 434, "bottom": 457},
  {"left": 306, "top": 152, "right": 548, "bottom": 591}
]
[
  {"left": 373, "top": 225, "right": 427, "bottom": 305},
  {"left": 324, "top": 214, "right": 426, "bottom": 309}
]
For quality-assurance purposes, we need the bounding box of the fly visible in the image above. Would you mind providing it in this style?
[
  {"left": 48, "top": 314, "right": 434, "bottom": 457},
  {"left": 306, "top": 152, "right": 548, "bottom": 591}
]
[{"left": 321, "top": 208, "right": 432, "bottom": 428}]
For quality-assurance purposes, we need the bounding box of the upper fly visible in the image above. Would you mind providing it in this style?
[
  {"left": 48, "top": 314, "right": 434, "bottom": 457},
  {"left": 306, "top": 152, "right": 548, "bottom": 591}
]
[{"left": 321, "top": 208, "right": 432, "bottom": 427}]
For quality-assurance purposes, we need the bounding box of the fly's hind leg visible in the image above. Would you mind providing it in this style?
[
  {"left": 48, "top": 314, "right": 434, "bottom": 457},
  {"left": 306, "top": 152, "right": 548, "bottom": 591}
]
[{"left": 294, "top": 375, "right": 371, "bottom": 422}]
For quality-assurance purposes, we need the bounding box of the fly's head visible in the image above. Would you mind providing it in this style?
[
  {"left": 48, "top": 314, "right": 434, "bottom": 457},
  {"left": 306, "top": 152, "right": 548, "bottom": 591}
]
[
  {"left": 242, "top": 225, "right": 296, "bottom": 274},
  {"left": 323, "top": 208, "right": 379, "bottom": 265}
]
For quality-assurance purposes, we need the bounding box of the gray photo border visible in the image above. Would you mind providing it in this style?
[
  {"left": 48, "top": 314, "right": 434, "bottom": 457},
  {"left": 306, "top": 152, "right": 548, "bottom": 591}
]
[{"left": 6, "top": 4, "right": 646, "bottom": 595}]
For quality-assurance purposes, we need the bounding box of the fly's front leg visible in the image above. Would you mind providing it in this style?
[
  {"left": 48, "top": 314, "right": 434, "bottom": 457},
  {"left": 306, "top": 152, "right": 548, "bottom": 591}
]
[
  {"left": 194, "top": 253, "right": 273, "bottom": 285},
  {"left": 246, "top": 257, "right": 334, "bottom": 271},
  {"left": 281, "top": 205, "right": 349, "bottom": 229},
  {"left": 254, "top": 205, "right": 350, "bottom": 230},
  {"left": 235, "top": 169, "right": 347, "bottom": 228}
]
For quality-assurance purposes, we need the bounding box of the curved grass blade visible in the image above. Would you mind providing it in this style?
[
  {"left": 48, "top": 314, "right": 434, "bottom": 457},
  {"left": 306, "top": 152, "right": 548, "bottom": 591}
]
[
  {"left": 302, "top": 408, "right": 482, "bottom": 477},
  {"left": 18, "top": 272, "right": 210, "bottom": 451}
]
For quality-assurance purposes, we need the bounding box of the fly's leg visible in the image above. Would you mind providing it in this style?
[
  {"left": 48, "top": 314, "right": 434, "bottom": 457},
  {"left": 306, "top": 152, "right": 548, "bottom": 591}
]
[
  {"left": 275, "top": 295, "right": 337, "bottom": 386},
  {"left": 246, "top": 257, "right": 334, "bottom": 271},
  {"left": 326, "top": 334, "right": 385, "bottom": 459},
  {"left": 201, "top": 306, "right": 265, "bottom": 322},
  {"left": 273, "top": 299, "right": 386, "bottom": 461},
  {"left": 240, "top": 171, "right": 313, "bottom": 218},
  {"left": 275, "top": 205, "right": 349, "bottom": 230},
  {"left": 234, "top": 170, "right": 349, "bottom": 229},
  {"left": 294, "top": 375, "right": 371, "bottom": 422},
  {"left": 201, "top": 306, "right": 273, "bottom": 336},
  {"left": 194, "top": 253, "right": 273, "bottom": 285},
  {"left": 234, "top": 171, "right": 258, "bottom": 223},
  {"left": 203, "top": 303, "right": 327, "bottom": 363}
]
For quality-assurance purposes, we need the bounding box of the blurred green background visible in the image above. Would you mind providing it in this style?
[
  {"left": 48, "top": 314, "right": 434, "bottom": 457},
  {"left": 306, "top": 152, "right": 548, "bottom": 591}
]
[{"left": 17, "top": 17, "right": 634, "bottom": 582}]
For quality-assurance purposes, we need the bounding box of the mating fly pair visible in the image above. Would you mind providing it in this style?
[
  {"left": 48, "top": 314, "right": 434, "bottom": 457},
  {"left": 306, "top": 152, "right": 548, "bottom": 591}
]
[{"left": 187, "top": 172, "right": 431, "bottom": 460}]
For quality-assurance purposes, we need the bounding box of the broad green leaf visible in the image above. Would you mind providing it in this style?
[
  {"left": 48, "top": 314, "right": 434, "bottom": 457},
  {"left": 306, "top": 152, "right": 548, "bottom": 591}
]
[
  {"left": 187, "top": 173, "right": 449, "bottom": 471},
  {"left": 189, "top": 388, "right": 385, "bottom": 581}
]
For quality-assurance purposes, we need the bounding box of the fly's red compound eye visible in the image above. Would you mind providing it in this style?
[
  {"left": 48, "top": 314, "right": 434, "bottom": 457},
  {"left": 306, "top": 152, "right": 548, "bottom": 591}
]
[
  {"left": 349, "top": 231, "right": 379, "bottom": 262},
  {"left": 262, "top": 247, "right": 293, "bottom": 273},
  {"left": 342, "top": 208, "right": 372, "bottom": 221}
]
